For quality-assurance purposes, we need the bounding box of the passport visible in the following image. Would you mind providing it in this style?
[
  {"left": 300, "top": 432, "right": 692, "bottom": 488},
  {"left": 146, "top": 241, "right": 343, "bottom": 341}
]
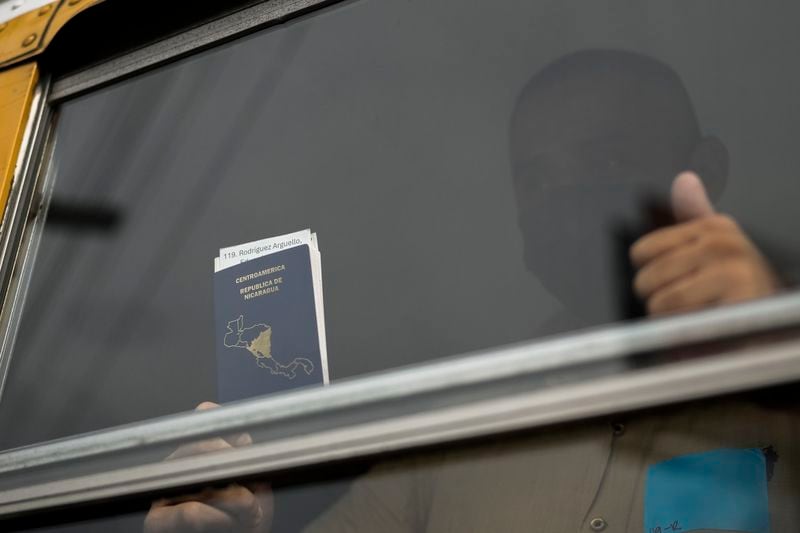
[
  {"left": 644, "top": 448, "right": 770, "bottom": 533},
  {"left": 214, "top": 231, "right": 327, "bottom": 402}
]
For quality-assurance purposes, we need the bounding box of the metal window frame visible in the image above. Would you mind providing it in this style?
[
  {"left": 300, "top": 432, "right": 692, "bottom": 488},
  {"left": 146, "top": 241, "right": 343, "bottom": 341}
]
[
  {"left": 0, "top": 73, "right": 52, "bottom": 405},
  {"left": 49, "top": 0, "right": 343, "bottom": 102},
  {"left": 0, "top": 0, "right": 799, "bottom": 522},
  {"left": 0, "top": 294, "right": 800, "bottom": 516}
]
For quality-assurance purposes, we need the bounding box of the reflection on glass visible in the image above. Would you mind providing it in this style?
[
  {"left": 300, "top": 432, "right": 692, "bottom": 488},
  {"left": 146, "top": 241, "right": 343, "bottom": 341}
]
[
  {"left": 292, "top": 394, "right": 799, "bottom": 533},
  {"left": 7, "top": 389, "right": 798, "bottom": 532},
  {"left": 509, "top": 49, "right": 781, "bottom": 330},
  {"left": 0, "top": 0, "right": 798, "bottom": 450}
]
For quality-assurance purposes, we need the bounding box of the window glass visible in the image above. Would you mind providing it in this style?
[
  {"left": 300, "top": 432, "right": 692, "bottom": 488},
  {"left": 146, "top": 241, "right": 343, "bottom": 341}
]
[
  {"left": 4, "top": 387, "right": 800, "bottom": 533},
  {"left": 2, "top": 0, "right": 800, "bottom": 448}
]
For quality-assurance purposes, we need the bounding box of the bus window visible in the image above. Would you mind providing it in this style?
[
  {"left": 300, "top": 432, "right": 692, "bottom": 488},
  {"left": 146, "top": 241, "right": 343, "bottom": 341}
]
[{"left": 1, "top": 0, "right": 799, "bottom": 450}]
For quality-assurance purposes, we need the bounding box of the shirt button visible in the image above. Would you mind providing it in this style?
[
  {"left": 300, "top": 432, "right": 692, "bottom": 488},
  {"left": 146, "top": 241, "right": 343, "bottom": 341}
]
[{"left": 590, "top": 517, "right": 607, "bottom": 531}]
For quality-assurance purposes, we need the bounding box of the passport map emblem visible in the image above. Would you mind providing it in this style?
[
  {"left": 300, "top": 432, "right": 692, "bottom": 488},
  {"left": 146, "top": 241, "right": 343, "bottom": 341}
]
[{"left": 223, "top": 315, "right": 314, "bottom": 379}]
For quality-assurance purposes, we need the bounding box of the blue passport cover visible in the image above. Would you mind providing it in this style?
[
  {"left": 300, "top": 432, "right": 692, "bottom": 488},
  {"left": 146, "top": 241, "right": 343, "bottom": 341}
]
[
  {"left": 644, "top": 448, "right": 770, "bottom": 533},
  {"left": 214, "top": 244, "right": 324, "bottom": 402}
]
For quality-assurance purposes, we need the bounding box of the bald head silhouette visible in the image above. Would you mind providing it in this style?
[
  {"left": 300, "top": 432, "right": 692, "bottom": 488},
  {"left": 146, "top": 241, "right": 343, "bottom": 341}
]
[{"left": 510, "top": 49, "right": 728, "bottom": 326}]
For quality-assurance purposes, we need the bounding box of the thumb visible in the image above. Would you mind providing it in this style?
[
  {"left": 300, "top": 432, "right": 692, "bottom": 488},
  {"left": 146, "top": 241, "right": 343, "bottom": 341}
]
[{"left": 671, "top": 171, "right": 715, "bottom": 222}]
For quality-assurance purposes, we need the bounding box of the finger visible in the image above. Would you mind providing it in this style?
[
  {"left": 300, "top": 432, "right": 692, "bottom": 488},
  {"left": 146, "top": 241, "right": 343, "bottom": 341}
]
[
  {"left": 249, "top": 483, "right": 275, "bottom": 532},
  {"left": 630, "top": 215, "right": 737, "bottom": 269},
  {"left": 672, "top": 171, "right": 715, "bottom": 222},
  {"left": 196, "top": 401, "right": 221, "bottom": 411},
  {"left": 647, "top": 264, "right": 730, "bottom": 315},
  {"left": 149, "top": 498, "right": 171, "bottom": 510},
  {"left": 634, "top": 238, "right": 710, "bottom": 299},
  {"left": 225, "top": 432, "right": 253, "bottom": 448},
  {"left": 630, "top": 221, "right": 702, "bottom": 269},
  {"left": 144, "top": 501, "right": 236, "bottom": 533},
  {"left": 166, "top": 437, "right": 234, "bottom": 460},
  {"left": 204, "top": 484, "right": 266, "bottom": 530},
  {"left": 156, "top": 485, "right": 265, "bottom": 530},
  {"left": 633, "top": 231, "right": 748, "bottom": 298},
  {"left": 194, "top": 402, "right": 253, "bottom": 448}
]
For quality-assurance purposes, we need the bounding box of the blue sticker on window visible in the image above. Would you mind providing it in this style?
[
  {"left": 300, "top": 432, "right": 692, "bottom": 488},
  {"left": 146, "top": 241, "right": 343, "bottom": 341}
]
[{"left": 645, "top": 448, "right": 770, "bottom": 533}]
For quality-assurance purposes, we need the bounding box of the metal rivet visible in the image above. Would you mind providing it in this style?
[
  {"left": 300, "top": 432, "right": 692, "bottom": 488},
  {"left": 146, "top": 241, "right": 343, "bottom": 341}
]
[
  {"left": 22, "top": 33, "right": 36, "bottom": 47},
  {"left": 611, "top": 422, "right": 626, "bottom": 436},
  {"left": 39, "top": 4, "right": 53, "bottom": 15},
  {"left": 590, "top": 517, "right": 607, "bottom": 531}
]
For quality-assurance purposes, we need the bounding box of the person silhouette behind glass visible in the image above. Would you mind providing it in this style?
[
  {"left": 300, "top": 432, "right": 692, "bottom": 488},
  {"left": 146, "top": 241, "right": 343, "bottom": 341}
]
[
  {"left": 511, "top": 49, "right": 777, "bottom": 332},
  {"left": 144, "top": 50, "right": 790, "bottom": 533}
]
